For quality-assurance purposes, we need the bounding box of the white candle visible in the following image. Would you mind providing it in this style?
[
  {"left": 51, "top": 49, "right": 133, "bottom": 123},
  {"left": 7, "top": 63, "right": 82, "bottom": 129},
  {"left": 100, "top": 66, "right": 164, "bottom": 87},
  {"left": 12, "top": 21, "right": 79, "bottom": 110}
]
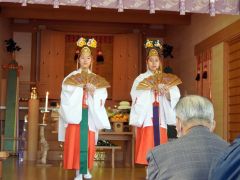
[{"left": 45, "top": 91, "right": 49, "bottom": 112}]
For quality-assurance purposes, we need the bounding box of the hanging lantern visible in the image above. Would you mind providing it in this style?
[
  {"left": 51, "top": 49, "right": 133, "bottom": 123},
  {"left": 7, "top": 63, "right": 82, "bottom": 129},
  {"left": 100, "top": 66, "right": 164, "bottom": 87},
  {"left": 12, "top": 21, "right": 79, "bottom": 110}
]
[
  {"left": 202, "top": 64, "right": 208, "bottom": 79},
  {"left": 195, "top": 67, "right": 201, "bottom": 81},
  {"left": 195, "top": 57, "right": 201, "bottom": 81}
]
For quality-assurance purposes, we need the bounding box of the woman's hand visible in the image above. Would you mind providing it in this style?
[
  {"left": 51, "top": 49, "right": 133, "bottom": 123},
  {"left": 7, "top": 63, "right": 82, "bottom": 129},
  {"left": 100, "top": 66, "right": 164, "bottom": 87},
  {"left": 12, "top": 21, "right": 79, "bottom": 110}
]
[
  {"left": 158, "top": 84, "right": 170, "bottom": 98},
  {"left": 85, "top": 83, "right": 96, "bottom": 96}
]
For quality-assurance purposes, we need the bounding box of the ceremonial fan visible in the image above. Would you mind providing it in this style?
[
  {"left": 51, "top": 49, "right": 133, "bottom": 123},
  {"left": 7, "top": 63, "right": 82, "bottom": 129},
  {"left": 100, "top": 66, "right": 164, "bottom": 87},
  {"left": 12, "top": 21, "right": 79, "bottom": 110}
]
[
  {"left": 64, "top": 70, "right": 110, "bottom": 89},
  {"left": 136, "top": 71, "right": 182, "bottom": 91}
]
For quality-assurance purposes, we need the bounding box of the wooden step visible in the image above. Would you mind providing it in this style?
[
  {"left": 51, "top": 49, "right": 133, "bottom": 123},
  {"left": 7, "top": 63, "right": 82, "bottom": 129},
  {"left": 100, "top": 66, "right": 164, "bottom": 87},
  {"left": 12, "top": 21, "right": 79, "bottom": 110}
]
[{"left": 46, "top": 141, "right": 63, "bottom": 151}]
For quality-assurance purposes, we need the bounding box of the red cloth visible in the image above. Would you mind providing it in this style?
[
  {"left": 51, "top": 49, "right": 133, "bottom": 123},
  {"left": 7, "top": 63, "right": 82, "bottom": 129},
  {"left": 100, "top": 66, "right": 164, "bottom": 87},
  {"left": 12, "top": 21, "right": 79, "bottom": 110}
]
[
  {"left": 63, "top": 124, "right": 95, "bottom": 170},
  {"left": 135, "top": 126, "right": 168, "bottom": 165}
]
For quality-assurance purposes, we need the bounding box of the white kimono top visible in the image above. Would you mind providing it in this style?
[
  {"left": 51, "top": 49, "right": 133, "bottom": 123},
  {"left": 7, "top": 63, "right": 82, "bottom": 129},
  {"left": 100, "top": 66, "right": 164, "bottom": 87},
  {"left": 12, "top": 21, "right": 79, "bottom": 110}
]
[
  {"left": 129, "top": 70, "right": 180, "bottom": 128},
  {"left": 58, "top": 69, "right": 111, "bottom": 142}
]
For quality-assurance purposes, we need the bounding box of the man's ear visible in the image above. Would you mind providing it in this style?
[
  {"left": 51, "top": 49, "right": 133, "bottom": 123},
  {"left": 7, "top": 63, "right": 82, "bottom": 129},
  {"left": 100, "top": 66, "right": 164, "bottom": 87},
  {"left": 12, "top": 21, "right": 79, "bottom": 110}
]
[{"left": 210, "top": 120, "right": 216, "bottom": 132}]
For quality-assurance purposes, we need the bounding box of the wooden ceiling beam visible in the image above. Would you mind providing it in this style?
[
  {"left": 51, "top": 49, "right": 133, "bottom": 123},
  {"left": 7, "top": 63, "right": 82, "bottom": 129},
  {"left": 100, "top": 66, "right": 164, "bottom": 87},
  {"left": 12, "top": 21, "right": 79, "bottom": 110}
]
[
  {"left": 0, "top": 3, "right": 191, "bottom": 25},
  {"left": 11, "top": 20, "right": 166, "bottom": 37}
]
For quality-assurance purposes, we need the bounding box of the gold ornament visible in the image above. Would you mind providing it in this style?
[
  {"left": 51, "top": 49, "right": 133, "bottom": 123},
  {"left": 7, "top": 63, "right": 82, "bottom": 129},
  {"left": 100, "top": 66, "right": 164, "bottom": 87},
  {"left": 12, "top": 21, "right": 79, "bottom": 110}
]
[
  {"left": 80, "top": 46, "right": 92, "bottom": 56},
  {"left": 30, "top": 87, "right": 38, "bottom": 99},
  {"left": 148, "top": 49, "right": 159, "bottom": 57}
]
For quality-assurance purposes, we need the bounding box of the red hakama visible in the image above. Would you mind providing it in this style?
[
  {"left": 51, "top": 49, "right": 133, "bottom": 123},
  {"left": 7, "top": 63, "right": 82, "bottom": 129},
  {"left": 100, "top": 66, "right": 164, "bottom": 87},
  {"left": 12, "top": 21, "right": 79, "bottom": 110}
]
[
  {"left": 135, "top": 126, "right": 168, "bottom": 165},
  {"left": 63, "top": 124, "right": 95, "bottom": 170}
]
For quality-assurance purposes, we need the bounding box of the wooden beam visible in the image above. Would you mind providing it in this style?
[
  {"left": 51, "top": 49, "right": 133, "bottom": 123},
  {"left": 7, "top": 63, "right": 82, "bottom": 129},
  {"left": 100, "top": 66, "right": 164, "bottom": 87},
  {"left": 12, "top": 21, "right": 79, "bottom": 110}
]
[
  {"left": 195, "top": 19, "right": 240, "bottom": 55},
  {"left": 11, "top": 20, "right": 166, "bottom": 36},
  {"left": 0, "top": 3, "right": 191, "bottom": 25}
]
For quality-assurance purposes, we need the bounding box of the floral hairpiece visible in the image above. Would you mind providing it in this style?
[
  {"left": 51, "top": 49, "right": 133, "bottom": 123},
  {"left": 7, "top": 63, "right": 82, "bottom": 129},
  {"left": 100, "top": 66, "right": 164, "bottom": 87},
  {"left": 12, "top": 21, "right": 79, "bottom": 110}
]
[
  {"left": 144, "top": 39, "right": 163, "bottom": 50},
  {"left": 76, "top": 37, "right": 97, "bottom": 48},
  {"left": 144, "top": 39, "right": 173, "bottom": 58}
]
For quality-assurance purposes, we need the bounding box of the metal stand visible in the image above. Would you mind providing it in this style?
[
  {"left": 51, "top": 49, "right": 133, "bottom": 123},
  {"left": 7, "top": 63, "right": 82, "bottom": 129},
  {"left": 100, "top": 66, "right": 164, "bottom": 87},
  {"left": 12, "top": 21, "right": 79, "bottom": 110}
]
[{"left": 38, "top": 110, "right": 50, "bottom": 165}]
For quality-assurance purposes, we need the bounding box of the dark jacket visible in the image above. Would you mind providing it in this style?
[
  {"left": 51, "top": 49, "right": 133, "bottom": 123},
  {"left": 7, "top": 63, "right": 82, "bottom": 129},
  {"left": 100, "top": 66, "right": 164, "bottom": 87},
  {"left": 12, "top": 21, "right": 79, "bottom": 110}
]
[{"left": 208, "top": 136, "right": 240, "bottom": 180}]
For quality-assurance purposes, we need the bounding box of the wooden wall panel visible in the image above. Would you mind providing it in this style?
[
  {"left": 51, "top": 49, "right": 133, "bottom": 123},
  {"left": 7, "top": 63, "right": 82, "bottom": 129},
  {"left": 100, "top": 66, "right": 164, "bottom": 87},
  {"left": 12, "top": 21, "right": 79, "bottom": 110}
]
[
  {"left": 37, "top": 30, "right": 65, "bottom": 99},
  {"left": 229, "top": 59, "right": 240, "bottom": 70},
  {"left": 228, "top": 37, "right": 240, "bottom": 142},
  {"left": 229, "top": 50, "right": 240, "bottom": 61},
  {"left": 229, "top": 96, "right": 240, "bottom": 105},
  {"left": 229, "top": 123, "right": 240, "bottom": 131},
  {"left": 229, "top": 114, "right": 240, "bottom": 123},
  {"left": 229, "top": 69, "right": 240, "bottom": 79},
  {"left": 229, "top": 105, "right": 240, "bottom": 114},
  {"left": 126, "top": 34, "right": 140, "bottom": 94},
  {"left": 112, "top": 34, "right": 128, "bottom": 101},
  {"left": 112, "top": 34, "right": 140, "bottom": 101},
  {"left": 229, "top": 41, "right": 240, "bottom": 53},
  {"left": 229, "top": 87, "right": 240, "bottom": 96}
]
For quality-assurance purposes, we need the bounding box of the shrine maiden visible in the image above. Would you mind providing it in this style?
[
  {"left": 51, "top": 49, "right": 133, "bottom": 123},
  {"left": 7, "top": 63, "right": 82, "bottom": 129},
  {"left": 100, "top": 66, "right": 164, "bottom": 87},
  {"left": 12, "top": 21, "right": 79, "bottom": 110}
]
[
  {"left": 130, "top": 40, "right": 181, "bottom": 168},
  {"left": 58, "top": 37, "right": 110, "bottom": 180}
]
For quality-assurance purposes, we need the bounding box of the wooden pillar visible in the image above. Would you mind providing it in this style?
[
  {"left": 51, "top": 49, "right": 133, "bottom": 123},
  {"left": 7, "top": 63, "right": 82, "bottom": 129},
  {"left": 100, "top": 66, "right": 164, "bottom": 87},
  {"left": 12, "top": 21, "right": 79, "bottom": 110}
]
[{"left": 27, "top": 99, "right": 39, "bottom": 161}]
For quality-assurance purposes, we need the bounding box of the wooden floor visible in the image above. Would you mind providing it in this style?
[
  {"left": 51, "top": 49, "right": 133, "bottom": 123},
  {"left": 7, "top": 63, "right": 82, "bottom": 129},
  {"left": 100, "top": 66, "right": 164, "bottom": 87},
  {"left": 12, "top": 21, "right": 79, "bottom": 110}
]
[{"left": 2, "top": 157, "right": 146, "bottom": 180}]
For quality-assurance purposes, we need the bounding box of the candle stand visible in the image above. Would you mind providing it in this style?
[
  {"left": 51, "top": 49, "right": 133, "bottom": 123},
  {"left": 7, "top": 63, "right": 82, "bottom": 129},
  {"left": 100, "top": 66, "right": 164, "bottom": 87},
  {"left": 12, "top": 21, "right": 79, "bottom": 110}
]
[{"left": 38, "top": 110, "right": 51, "bottom": 165}]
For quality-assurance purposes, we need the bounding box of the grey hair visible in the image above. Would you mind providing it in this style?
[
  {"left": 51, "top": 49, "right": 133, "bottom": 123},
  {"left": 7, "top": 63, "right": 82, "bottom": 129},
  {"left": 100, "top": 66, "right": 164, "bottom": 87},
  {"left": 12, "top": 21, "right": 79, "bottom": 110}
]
[{"left": 175, "top": 95, "right": 214, "bottom": 125}]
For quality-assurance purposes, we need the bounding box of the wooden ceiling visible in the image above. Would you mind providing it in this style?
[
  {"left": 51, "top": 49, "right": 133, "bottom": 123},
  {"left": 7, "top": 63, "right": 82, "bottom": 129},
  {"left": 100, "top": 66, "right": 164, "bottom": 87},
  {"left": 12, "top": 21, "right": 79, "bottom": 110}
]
[{"left": 0, "top": 3, "right": 191, "bottom": 25}]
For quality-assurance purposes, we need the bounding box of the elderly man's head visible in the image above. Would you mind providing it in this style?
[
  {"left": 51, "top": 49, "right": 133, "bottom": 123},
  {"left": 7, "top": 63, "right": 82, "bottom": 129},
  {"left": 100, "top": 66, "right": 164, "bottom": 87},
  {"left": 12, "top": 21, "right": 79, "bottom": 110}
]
[{"left": 175, "top": 95, "right": 215, "bottom": 137}]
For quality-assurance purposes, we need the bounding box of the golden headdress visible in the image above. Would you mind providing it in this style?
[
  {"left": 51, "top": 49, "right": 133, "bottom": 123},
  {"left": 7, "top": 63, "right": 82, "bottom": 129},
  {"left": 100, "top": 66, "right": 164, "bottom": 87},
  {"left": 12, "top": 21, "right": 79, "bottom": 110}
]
[
  {"left": 74, "top": 37, "right": 97, "bottom": 59},
  {"left": 145, "top": 39, "right": 163, "bottom": 58},
  {"left": 144, "top": 39, "right": 173, "bottom": 59}
]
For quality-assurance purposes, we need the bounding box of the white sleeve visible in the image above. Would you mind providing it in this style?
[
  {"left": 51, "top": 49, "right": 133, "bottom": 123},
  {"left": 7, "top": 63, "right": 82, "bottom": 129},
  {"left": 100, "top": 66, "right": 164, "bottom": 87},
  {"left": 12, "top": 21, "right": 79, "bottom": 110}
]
[
  {"left": 129, "top": 76, "right": 150, "bottom": 127},
  {"left": 59, "top": 83, "right": 83, "bottom": 124},
  {"left": 58, "top": 116, "right": 67, "bottom": 142},
  {"left": 161, "top": 86, "right": 180, "bottom": 126},
  {"left": 88, "top": 88, "right": 111, "bottom": 131},
  {"left": 169, "top": 86, "right": 181, "bottom": 108}
]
